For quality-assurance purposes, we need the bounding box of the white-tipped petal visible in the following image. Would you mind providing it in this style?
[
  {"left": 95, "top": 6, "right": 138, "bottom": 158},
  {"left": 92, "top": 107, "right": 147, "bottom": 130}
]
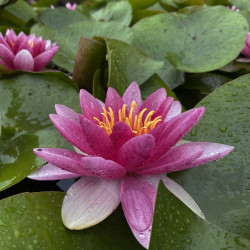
[
  {"left": 161, "top": 175, "right": 205, "bottom": 219},
  {"left": 28, "top": 163, "right": 80, "bottom": 180},
  {"left": 62, "top": 176, "right": 120, "bottom": 229}
]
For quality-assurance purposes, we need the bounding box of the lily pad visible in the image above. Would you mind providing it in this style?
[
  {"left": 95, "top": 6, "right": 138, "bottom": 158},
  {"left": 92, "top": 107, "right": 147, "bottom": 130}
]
[
  {"left": 149, "top": 181, "right": 250, "bottom": 249},
  {"left": 0, "top": 192, "right": 143, "bottom": 250},
  {"left": 132, "top": 7, "right": 248, "bottom": 74},
  {"left": 106, "top": 38, "right": 164, "bottom": 95},
  {"left": 0, "top": 72, "right": 80, "bottom": 192},
  {"left": 31, "top": 21, "right": 133, "bottom": 72},
  {"left": 92, "top": 1, "right": 132, "bottom": 26},
  {"left": 169, "top": 74, "right": 250, "bottom": 239},
  {"left": 39, "top": 8, "right": 90, "bottom": 29}
]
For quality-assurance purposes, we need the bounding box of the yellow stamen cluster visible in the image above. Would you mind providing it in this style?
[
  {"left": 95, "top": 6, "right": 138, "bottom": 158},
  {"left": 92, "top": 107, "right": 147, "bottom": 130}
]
[
  {"left": 93, "top": 101, "right": 162, "bottom": 136},
  {"left": 28, "top": 40, "right": 34, "bottom": 48}
]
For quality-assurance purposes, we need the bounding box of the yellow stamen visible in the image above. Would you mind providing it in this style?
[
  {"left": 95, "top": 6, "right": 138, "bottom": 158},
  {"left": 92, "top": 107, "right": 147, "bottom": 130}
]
[
  {"left": 28, "top": 40, "right": 34, "bottom": 48},
  {"left": 93, "top": 101, "right": 162, "bottom": 136}
]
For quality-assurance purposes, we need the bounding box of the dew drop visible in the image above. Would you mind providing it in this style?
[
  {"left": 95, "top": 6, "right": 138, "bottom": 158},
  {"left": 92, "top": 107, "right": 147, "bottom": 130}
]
[{"left": 138, "top": 233, "right": 145, "bottom": 239}]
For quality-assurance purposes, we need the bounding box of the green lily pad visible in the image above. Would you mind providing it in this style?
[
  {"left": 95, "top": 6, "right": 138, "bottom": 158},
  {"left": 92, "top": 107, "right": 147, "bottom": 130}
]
[
  {"left": 31, "top": 21, "right": 133, "bottom": 72},
  {"left": 132, "top": 7, "right": 248, "bottom": 75},
  {"left": 73, "top": 37, "right": 106, "bottom": 91},
  {"left": 92, "top": 1, "right": 132, "bottom": 26},
  {"left": 149, "top": 182, "right": 250, "bottom": 249},
  {"left": 127, "top": 0, "right": 159, "bottom": 10},
  {"left": 0, "top": 72, "right": 80, "bottom": 192},
  {"left": 39, "top": 8, "right": 90, "bottom": 29},
  {"left": 106, "top": 38, "right": 164, "bottom": 95},
  {"left": 169, "top": 74, "right": 250, "bottom": 239},
  {"left": 0, "top": 192, "right": 143, "bottom": 250},
  {"left": 4, "top": 0, "right": 37, "bottom": 23}
]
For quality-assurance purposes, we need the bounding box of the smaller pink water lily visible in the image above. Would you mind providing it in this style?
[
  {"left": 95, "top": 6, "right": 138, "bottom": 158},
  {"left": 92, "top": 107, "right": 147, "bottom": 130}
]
[
  {"left": 237, "top": 32, "right": 250, "bottom": 63},
  {"left": 227, "top": 5, "right": 239, "bottom": 12},
  {"left": 0, "top": 29, "right": 58, "bottom": 72},
  {"left": 29, "top": 82, "right": 233, "bottom": 248},
  {"left": 65, "top": 2, "right": 77, "bottom": 10}
]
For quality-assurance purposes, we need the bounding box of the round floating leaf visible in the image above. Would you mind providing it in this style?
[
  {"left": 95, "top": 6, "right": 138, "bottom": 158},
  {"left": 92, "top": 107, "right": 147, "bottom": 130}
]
[
  {"left": 31, "top": 21, "right": 133, "bottom": 72},
  {"left": 0, "top": 72, "right": 80, "bottom": 191},
  {"left": 169, "top": 74, "right": 250, "bottom": 239},
  {"left": 0, "top": 192, "right": 143, "bottom": 250},
  {"left": 92, "top": 1, "right": 132, "bottom": 26},
  {"left": 149, "top": 182, "right": 250, "bottom": 249},
  {"left": 106, "top": 38, "right": 164, "bottom": 95},
  {"left": 132, "top": 7, "right": 248, "bottom": 73},
  {"left": 39, "top": 8, "right": 89, "bottom": 29}
]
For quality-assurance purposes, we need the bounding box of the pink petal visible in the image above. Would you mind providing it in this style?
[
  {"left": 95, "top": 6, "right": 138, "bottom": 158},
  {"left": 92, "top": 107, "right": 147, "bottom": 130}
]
[
  {"left": 117, "top": 134, "right": 155, "bottom": 173},
  {"left": 62, "top": 177, "right": 120, "bottom": 229},
  {"left": 105, "top": 87, "right": 124, "bottom": 123},
  {"left": 164, "top": 101, "right": 182, "bottom": 122},
  {"left": 33, "top": 48, "right": 58, "bottom": 71},
  {"left": 55, "top": 104, "right": 80, "bottom": 125},
  {"left": 12, "top": 32, "right": 26, "bottom": 54},
  {"left": 81, "top": 157, "right": 126, "bottom": 179},
  {"left": 120, "top": 176, "right": 156, "bottom": 248},
  {"left": 152, "top": 96, "right": 174, "bottom": 121},
  {"left": 241, "top": 46, "right": 250, "bottom": 57},
  {"left": 150, "top": 107, "right": 205, "bottom": 159},
  {"left": 28, "top": 163, "right": 80, "bottom": 180},
  {"left": 17, "top": 39, "right": 33, "bottom": 54},
  {"left": 49, "top": 114, "right": 95, "bottom": 156},
  {"left": 0, "top": 44, "right": 14, "bottom": 69},
  {"left": 110, "top": 122, "right": 134, "bottom": 154},
  {"left": 138, "top": 144, "right": 204, "bottom": 175},
  {"left": 32, "top": 37, "right": 44, "bottom": 57},
  {"left": 5, "top": 29, "right": 17, "bottom": 47},
  {"left": 0, "top": 33, "right": 11, "bottom": 50},
  {"left": 14, "top": 49, "right": 34, "bottom": 71},
  {"left": 80, "top": 89, "right": 103, "bottom": 122},
  {"left": 139, "top": 88, "right": 166, "bottom": 121},
  {"left": 79, "top": 115, "right": 114, "bottom": 159},
  {"left": 161, "top": 175, "right": 205, "bottom": 219},
  {"left": 180, "top": 142, "right": 234, "bottom": 168},
  {"left": 122, "top": 82, "right": 142, "bottom": 108},
  {"left": 33, "top": 148, "right": 90, "bottom": 175}
]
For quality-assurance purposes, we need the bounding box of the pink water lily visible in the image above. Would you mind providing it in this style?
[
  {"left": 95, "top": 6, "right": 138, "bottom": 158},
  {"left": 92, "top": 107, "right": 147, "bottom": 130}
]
[
  {"left": 0, "top": 29, "right": 58, "bottom": 72},
  {"left": 65, "top": 2, "right": 77, "bottom": 10},
  {"left": 29, "top": 82, "right": 233, "bottom": 248}
]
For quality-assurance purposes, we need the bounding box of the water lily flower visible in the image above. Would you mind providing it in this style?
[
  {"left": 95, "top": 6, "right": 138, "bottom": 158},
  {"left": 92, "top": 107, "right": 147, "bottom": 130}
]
[
  {"left": 28, "top": 82, "right": 233, "bottom": 248},
  {"left": 0, "top": 29, "right": 58, "bottom": 72},
  {"left": 227, "top": 5, "right": 239, "bottom": 12},
  {"left": 65, "top": 2, "right": 77, "bottom": 10},
  {"left": 236, "top": 32, "right": 250, "bottom": 63}
]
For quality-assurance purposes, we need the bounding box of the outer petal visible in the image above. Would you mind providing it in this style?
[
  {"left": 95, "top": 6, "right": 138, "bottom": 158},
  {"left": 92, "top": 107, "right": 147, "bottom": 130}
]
[
  {"left": 139, "top": 88, "right": 166, "bottom": 121},
  {"left": 122, "top": 82, "right": 142, "bottom": 108},
  {"left": 152, "top": 96, "right": 174, "bottom": 121},
  {"left": 81, "top": 157, "right": 126, "bottom": 180},
  {"left": 33, "top": 148, "right": 89, "bottom": 175},
  {"left": 105, "top": 87, "right": 124, "bottom": 123},
  {"left": 138, "top": 144, "right": 204, "bottom": 175},
  {"left": 0, "top": 44, "right": 14, "bottom": 69},
  {"left": 120, "top": 176, "right": 157, "bottom": 249},
  {"left": 80, "top": 89, "right": 103, "bottom": 121},
  {"left": 150, "top": 107, "right": 205, "bottom": 159},
  {"left": 79, "top": 115, "right": 114, "bottom": 159},
  {"left": 33, "top": 48, "right": 58, "bottom": 71},
  {"left": 28, "top": 163, "right": 80, "bottom": 180},
  {"left": 109, "top": 122, "right": 134, "bottom": 154},
  {"left": 164, "top": 101, "right": 182, "bottom": 122},
  {"left": 117, "top": 134, "right": 155, "bottom": 173},
  {"left": 55, "top": 104, "right": 80, "bottom": 125},
  {"left": 62, "top": 177, "right": 120, "bottom": 229},
  {"left": 49, "top": 114, "right": 95, "bottom": 156},
  {"left": 161, "top": 175, "right": 205, "bottom": 219},
  {"left": 5, "top": 29, "right": 17, "bottom": 47},
  {"left": 14, "top": 49, "right": 34, "bottom": 71},
  {"left": 180, "top": 142, "right": 234, "bottom": 168}
]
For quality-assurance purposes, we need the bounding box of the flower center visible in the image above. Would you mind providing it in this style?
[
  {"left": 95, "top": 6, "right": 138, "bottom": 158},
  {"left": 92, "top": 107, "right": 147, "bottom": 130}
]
[
  {"left": 28, "top": 40, "right": 34, "bottom": 48},
  {"left": 93, "top": 101, "right": 162, "bottom": 136}
]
